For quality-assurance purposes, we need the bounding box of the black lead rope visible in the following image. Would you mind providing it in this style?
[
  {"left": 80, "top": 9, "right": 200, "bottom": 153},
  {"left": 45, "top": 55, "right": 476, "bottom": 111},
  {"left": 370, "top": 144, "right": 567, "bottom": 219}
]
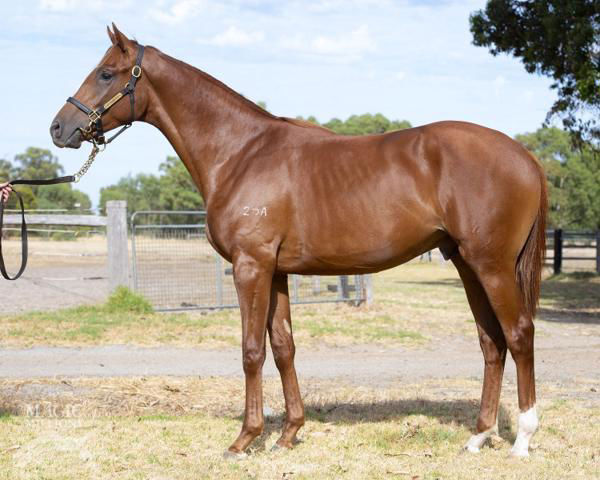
[{"left": 0, "top": 176, "right": 75, "bottom": 280}]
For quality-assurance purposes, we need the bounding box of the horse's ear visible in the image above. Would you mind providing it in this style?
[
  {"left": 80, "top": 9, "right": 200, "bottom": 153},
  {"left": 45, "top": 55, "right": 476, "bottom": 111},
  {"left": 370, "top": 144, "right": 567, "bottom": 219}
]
[
  {"left": 107, "top": 25, "right": 117, "bottom": 46},
  {"left": 110, "top": 22, "right": 130, "bottom": 53}
]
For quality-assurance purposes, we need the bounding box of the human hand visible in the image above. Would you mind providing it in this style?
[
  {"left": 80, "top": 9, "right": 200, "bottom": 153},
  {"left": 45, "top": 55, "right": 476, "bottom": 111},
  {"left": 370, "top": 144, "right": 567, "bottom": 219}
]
[{"left": 0, "top": 182, "right": 12, "bottom": 203}]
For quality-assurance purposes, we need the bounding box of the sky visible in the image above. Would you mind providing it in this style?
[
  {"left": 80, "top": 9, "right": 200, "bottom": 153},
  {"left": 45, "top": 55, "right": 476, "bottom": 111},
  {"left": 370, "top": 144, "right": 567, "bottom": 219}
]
[{"left": 0, "top": 0, "right": 557, "bottom": 207}]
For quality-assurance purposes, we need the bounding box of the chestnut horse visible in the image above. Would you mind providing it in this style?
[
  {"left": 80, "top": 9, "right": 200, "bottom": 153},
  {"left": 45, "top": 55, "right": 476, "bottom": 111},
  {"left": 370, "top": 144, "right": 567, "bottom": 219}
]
[{"left": 50, "top": 25, "right": 546, "bottom": 457}]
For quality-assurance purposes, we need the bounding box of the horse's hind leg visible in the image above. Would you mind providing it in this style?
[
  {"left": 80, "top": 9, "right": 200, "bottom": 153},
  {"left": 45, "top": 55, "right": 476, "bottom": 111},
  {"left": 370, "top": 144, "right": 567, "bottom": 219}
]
[
  {"left": 466, "top": 258, "right": 538, "bottom": 457},
  {"left": 267, "top": 273, "right": 305, "bottom": 449},
  {"left": 452, "top": 255, "right": 507, "bottom": 452}
]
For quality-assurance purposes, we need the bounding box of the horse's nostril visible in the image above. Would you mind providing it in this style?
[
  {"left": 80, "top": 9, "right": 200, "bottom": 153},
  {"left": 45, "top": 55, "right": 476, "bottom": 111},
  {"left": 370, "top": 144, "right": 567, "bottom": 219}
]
[{"left": 50, "top": 120, "right": 62, "bottom": 138}]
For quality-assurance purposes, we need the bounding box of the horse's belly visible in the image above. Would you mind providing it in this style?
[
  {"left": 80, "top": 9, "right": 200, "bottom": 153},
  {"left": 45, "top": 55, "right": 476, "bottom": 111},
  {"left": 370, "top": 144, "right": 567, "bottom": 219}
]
[{"left": 276, "top": 216, "right": 444, "bottom": 275}]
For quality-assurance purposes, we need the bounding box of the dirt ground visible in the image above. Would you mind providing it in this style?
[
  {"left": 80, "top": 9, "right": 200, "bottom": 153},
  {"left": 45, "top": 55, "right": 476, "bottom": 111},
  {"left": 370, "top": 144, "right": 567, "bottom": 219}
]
[
  {"left": 0, "top": 238, "right": 110, "bottom": 313},
  {"left": 0, "top": 321, "right": 598, "bottom": 389}
]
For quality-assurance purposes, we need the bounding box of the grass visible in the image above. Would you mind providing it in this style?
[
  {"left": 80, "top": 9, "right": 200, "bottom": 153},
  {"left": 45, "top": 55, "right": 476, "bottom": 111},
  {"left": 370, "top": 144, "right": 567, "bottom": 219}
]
[
  {"left": 0, "top": 376, "right": 598, "bottom": 479},
  {"left": 0, "top": 261, "right": 598, "bottom": 478},
  {"left": 1, "top": 262, "right": 598, "bottom": 348}
]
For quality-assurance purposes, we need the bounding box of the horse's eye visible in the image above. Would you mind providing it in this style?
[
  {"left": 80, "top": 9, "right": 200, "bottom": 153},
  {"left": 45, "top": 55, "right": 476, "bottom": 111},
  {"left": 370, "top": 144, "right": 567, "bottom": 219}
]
[{"left": 100, "top": 71, "right": 113, "bottom": 81}]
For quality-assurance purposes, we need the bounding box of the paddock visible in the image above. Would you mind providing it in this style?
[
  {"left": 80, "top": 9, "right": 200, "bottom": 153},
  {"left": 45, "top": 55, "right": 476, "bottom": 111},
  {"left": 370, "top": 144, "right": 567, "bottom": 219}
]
[{"left": 0, "top": 238, "right": 598, "bottom": 478}]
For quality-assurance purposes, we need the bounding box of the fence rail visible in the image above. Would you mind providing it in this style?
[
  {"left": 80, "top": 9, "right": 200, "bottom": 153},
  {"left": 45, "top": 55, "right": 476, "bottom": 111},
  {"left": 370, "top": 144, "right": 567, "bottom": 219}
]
[
  {"left": 130, "top": 210, "right": 370, "bottom": 311},
  {"left": 3, "top": 214, "right": 106, "bottom": 227},
  {"left": 545, "top": 229, "right": 600, "bottom": 274}
]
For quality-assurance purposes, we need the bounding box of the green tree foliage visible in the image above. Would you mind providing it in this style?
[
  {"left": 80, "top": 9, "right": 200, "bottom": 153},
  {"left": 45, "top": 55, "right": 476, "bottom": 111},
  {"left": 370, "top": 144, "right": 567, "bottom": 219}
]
[
  {"left": 99, "top": 173, "right": 162, "bottom": 213},
  {"left": 470, "top": 1, "right": 600, "bottom": 145},
  {"left": 516, "top": 127, "right": 600, "bottom": 229},
  {"left": 0, "top": 159, "right": 13, "bottom": 180},
  {"left": 2, "top": 147, "right": 91, "bottom": 210},
  {"left": 158, "top": 156, "right": 203, "bottom": 211},
  {"left": 299, "top": 113, "right": 412, "bottom": 135},
  {"left": 99, "top": 157, "right": 203, "bottom": 213}
]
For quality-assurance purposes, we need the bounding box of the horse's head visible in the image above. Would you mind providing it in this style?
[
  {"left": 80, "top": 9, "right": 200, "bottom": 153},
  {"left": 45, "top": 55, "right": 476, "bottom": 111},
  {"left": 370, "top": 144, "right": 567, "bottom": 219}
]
[{"left": 50, "top": 24, "right": 147, "bottom": 149}]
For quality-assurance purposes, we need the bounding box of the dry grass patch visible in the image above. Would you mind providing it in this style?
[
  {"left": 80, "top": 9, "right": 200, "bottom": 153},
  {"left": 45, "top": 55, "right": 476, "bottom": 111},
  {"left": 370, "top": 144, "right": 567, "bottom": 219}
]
[{"left": 0, "top": 376, "right": 598, "bottom": 479}]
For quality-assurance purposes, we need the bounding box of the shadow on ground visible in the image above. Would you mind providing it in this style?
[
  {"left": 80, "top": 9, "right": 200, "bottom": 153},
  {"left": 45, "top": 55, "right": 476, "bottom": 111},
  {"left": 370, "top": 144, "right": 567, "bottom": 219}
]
[
  {"left": 539, "top": 273, "right": 600, "bottom": 325},
  {"left": 396, "top": 273, "right": 600, "bottom": 325},
  {"left": 247, "top": 398, "right": 514, "bottom": 452}
]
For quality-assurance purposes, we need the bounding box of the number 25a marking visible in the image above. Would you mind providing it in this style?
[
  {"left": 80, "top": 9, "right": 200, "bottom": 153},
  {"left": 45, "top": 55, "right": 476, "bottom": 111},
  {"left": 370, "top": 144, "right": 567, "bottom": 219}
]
[{"left": 242, "top": 206, "right": 267, "bottom": 217}]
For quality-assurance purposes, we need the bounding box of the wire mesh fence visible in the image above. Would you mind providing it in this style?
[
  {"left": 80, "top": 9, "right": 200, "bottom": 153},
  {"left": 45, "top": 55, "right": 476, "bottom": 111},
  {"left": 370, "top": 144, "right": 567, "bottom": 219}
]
[{"left": 131, "top": 211, "right": 369, "bottom": 311}]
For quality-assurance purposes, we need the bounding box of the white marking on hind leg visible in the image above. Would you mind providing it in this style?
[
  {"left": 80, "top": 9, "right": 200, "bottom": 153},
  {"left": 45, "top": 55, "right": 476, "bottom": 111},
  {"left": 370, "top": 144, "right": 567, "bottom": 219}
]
[
  {"left": 464, "top": 420, "right": 497, "bottom": 453},
  {"left": 510, "top": 405, "right": 538, "bottom": 457}
]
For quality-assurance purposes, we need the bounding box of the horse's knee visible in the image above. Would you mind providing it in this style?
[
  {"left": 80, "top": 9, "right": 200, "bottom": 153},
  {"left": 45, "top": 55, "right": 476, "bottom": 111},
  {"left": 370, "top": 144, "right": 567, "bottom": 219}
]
[{"left": 243, "top": 347, "right": 266, "bottom": 374}]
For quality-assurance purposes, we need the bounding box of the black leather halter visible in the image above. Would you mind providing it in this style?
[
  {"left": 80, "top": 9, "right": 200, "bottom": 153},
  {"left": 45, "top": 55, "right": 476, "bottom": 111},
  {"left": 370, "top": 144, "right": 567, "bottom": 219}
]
[{"left": 67, "top": 44, "right": 145, "bottom": 145}]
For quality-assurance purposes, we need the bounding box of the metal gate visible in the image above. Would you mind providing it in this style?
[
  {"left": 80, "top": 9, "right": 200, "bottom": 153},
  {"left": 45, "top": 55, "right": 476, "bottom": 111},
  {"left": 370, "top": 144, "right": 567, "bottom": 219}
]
[{"left": 131, "top": 211, "right": 369, "bottom": 311}]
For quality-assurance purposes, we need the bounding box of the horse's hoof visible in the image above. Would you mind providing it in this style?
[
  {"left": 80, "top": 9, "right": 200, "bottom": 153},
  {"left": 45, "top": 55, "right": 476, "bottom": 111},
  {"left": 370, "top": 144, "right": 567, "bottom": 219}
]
[
  {"left": 463, "top": 444, "right": 481, "bottom": 454},
  {"left": 509, "top": 448, "right": 530, "bottom": 458},
  {"left": 271, "top": 442, "right": 292, "bottom": 452},
  {"left": 223, "top": 449, "right": 247, "bottom": 460}
]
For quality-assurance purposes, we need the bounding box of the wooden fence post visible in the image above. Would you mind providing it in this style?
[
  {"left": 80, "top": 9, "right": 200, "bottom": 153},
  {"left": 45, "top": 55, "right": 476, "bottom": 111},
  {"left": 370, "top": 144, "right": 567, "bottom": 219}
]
[
  {"left": 107, "top": 200, "right": 129, "bottom": 290},
  {"left": 553, "top": 228, "right": 563, "bottom": 275},
  {"left": 340, "top": 275, "right": 350, "bottom": 299}
]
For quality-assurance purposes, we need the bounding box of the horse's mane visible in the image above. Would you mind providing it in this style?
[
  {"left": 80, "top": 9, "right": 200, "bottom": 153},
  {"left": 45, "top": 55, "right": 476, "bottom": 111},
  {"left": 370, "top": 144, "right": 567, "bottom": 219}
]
[
  {"left": 149, "top": 45, "right": 280, "bottom": 121},
  {"left": 148, "top": 45, "right": 334, "bottom": 134},
  {"left": 281, "top": 117, "right": 334, "bottom": 133}
]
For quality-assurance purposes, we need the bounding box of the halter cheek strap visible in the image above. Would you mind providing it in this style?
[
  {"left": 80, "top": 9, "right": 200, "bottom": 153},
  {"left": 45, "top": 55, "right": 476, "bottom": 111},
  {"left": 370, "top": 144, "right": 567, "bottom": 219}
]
[{"left": 67, "top": 44, "right": 144, "bottom": 145}]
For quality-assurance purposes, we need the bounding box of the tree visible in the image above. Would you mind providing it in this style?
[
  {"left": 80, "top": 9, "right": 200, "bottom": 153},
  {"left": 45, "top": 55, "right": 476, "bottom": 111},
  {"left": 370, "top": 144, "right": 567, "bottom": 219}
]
[
  {"left": 98, "top": 157, "right": 203, "bottom": 214},
  {"left": 3, "top": 148, "right": 91, "bottom": 210},
  {"left": 0, "top": 159, "right": 13, "bottom": 180},
  {"left": 158, "top": 156, "right": 203, "bottom": 211},
  {"left": 470, "top": 1, "right": 600, "bottom": 145},
  {"left": 99, "top": 173, "right": 162, "bottom": 213},
  {"left": 299, "top": 113, "right": 412, "bottom": 135},
  {"left": 516, "top": 127, "right": 600, "bottom": 229},
  {"left": 13, "top": 147, "right": 63, "bottom": 180}
]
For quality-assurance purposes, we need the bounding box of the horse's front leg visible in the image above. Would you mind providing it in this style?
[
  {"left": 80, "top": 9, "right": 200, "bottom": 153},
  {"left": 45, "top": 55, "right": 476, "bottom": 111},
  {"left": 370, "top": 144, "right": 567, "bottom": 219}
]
[{"left": 226, "top": 251, "right": 275, "bottom": 457}]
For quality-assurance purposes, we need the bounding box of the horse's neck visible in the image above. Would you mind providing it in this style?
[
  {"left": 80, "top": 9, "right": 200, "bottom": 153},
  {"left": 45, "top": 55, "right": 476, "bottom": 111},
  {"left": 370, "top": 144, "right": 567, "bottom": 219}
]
[{"left": 143, "top": 48, "right": 276, "bottom": 203}]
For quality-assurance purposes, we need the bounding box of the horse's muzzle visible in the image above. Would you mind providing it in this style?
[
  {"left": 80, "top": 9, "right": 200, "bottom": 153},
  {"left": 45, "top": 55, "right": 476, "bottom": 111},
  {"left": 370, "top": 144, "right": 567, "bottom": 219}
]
[{"left": 50, "top": 117, "right": 84, "bottom": 149}]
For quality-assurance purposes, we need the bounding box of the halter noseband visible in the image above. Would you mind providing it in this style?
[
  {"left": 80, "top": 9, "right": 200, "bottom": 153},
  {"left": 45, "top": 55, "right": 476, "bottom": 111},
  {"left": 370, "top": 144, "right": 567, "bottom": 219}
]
[{"left": 66, "top": 44, "right": 145, "bottom": 146}]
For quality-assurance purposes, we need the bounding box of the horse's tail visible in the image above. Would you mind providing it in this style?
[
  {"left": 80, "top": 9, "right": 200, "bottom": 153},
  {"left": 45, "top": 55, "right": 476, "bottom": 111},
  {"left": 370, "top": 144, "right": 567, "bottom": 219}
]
[{"left": 516, "top": 155, "right": 548, "bottom": 319}]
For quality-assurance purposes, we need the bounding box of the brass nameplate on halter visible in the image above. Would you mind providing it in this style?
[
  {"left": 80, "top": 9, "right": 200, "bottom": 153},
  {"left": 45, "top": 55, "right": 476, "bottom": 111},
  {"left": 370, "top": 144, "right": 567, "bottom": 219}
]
[{"left": 103, "top": 92, "right": 124, "bottom": 110}]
